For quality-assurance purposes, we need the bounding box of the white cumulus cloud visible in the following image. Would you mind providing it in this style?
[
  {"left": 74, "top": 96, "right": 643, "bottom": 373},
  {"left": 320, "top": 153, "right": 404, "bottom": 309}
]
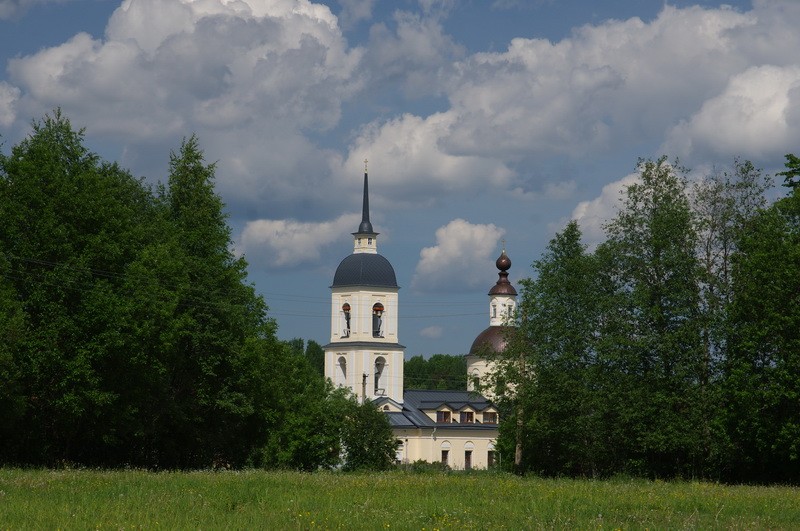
[
  {"left": 412, "top": 219, "right": 505, "bottom": 293},
  {"left": 662, "top": 65, "right": 800, "bottom": 160},
  {"left": 5, "top": 0, "right": 363, "bottom": 220},
  {"left": 4, "top": 0, "right": 800, "bottom": 255},
  {"left": 335, "top": 112, "right": 515, "bottom": 207},
  {"left": 0, "top": 82, "right": 20, "bottom": 127},
  {"left": 237, "top": 213, "right": 360, "bottom": 268},
  {"left": 570, "top": 172, "right": 639, "bottom": 248}
]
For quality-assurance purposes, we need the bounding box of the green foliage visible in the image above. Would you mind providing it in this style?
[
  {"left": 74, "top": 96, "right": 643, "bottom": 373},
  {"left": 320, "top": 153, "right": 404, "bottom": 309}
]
[
  {"left": 725, "top": 184, "right": 800, "bottom": 482},
  {"left": 499, "top": 221, "right": 608, "bottom": 476},
  {"left": 0, "top": 110, "right": 167, "bottom": 465},
  {"left": 600, "top": 157, "right": 707, "bottom": 477},
  {"left": 258, "top": 350, "right": 345, "bottom": 471},
  {"left": 304, "top": 340, "right": 325, "bottom": 376},
  {"left": 494, "top": 156, "right": 783, "bottom": 483},
  {"left": 404, "top": 354, "right": 466, "bottom": 390},
  {"left": 778, "top": 153, "right": 800, "bottom": 188},
  {"left": 340, "top": 398, "right": 398, "bottom": 471},
  {"left": 282, "top": 338, "right": 325, "bottom": 376},
  {"left": 0, "top": 111, "right": 341, "bottom": 470},
  {"left": 0, "top": 110, "right": 400, "bottom": 472}
]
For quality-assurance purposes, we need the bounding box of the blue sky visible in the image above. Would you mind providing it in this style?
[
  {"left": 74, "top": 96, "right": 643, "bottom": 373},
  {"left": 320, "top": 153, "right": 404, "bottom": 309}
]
[{"left": 1, "top": 0, "right": 797, "bottom": 357}]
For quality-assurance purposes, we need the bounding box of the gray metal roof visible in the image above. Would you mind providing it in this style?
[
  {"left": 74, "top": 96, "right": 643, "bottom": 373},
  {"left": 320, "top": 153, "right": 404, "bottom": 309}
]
[
  {"left": 376, "top": 390, "right": 498, "bottom": 430},
  {"left": 332, "top": 253, "right": 398, "bottom": 288},
  {"left": 404, "top": 389, "right": 494, "bottom": 412}
]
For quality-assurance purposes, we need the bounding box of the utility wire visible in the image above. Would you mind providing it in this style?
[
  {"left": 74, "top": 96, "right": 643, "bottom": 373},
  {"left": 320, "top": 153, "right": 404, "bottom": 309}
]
[{"left": 1, "top": 255, "right": 491, "bottom": 319}]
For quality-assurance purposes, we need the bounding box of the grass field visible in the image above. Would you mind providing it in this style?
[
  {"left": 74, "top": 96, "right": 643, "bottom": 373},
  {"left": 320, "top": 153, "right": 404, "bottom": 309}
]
[{"left": 1, "top": 468, "right": 798, "bottom": 529}]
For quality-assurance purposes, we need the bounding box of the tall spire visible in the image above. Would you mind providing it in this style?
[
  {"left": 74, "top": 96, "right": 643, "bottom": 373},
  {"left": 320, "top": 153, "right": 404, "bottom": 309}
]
[{"left": 357, "top": 158, "right": 374, "bottom": 234}]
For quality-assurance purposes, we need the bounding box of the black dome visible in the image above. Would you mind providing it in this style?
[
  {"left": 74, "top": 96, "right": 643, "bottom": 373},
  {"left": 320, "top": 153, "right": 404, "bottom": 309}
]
[{"left": 332, "top": 254, "right": 398, "bottom": 288}]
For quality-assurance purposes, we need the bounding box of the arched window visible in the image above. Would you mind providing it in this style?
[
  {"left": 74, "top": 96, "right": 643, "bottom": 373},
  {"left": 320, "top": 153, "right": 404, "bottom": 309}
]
[
  {"left": 464, "top": 441, "right": 475, "bottom": 470},
  {"left": 372, "top": 302, "right": 384, "bottom": 338},
  {"left": 337, "top": 356, "right": 347, "bottom": 386},
  {"left": 470, "top": 369, "right": 480, "bottom": 391},
  {"left": 440, "top": 441, "right": 451, "bottom": 465},
  {"left": 374, "top": 356, "right": 386, "bottom": 395},
  {"left": 341, "top": 302, "right": 351, "bottom": 337}
]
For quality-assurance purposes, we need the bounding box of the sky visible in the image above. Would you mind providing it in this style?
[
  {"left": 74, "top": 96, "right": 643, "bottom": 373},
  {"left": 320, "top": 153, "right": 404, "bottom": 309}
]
[{"left": 1, "top": 0, "right": 798, "bottom": 358}]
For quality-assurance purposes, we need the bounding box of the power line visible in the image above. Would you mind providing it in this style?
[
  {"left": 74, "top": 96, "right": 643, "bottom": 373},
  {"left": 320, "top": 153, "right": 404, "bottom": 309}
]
[{"left": 3, "top": 253, "right": 491, "bottom": 319}]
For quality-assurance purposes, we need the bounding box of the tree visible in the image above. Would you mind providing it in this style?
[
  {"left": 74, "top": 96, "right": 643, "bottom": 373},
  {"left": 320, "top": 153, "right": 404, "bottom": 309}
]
[
  {"left": 138, "top": 135, "right": 280, "bottom": 468},
  {"left": 281, "top": 338, "right": 324, "bottom": 376},
  {"left": 0, "top": 252, "right": 25, "bottom": 462},
  {"left": 404, "top": 354, "right": 466, "bottom": 390},
  {"left": 257, "top": 349, "right": 345, "bottom": 471},
  {"left": 305, "top": 340, "right": 325, "bottom": 376},
  {"left": 340, "top": 397, "right": 399, "bottom": 471},
  {"left": 600, "top": 157, "right": 707, "bottom": 477},
  {"left": 690, "top": 159, "right": 772, "bottom": 476},
  {"left": 0, "top": 113, "right": 285, "bottom": 468},
  {"left": 778, "top": 153, "right": 800, "bottom": 189},
  {"left": 725, "top": 175, "right": 800, "bottom": 482},
  {"left": 0, "top": 110, "right": 162, "bottom": 465},
  {"left": 494, "top": 221, "right": 607, "bottom": 476}
]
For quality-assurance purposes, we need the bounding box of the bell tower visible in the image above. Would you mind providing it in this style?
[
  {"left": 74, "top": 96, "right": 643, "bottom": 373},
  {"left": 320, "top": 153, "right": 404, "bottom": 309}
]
[{"left": 323, "top": 162, "right": 405, "bottom": 403}]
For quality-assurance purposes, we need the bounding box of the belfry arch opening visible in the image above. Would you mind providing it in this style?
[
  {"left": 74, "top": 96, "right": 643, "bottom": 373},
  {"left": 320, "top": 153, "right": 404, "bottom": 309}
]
[
  {"left": 337, "top": 356, "right": 347, "bottom": 385},
  {"left": 374, "top": 356, "right": 386, "bottom": 395},
  {"left": 372, "top": 302, "right": 384, "bottom": 338},
  {"left": 341, "top": 302, "right": 351, "bottom": 337}
]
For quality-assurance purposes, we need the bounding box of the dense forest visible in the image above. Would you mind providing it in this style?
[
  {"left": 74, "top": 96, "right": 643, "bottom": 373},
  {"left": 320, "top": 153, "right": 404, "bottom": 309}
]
[
  {"left": 0, "top": 111, "right": 397, "bottom": 470},
  {"left": 490, "top": 156, "right": 800, "bottom": 484}
]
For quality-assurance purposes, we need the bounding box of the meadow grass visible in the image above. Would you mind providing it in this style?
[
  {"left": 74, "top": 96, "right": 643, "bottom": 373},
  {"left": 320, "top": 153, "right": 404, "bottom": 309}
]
[{"left": 1, "top": 468, "right": 798, "bottom": 529}]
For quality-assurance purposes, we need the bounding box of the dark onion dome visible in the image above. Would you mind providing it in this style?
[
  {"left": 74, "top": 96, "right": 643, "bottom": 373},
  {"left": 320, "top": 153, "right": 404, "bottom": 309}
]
[
  {"left": 489, "top": 250, "right": 517, "bottom": 296},
  {"left": 469, "top": 325, "right": 513, "bottom": 355},
  {"left": 332, "top": 253, "right": 398, "bottom": 288},
  {"left": 496, "top": 250, "right": 511, "bottom": 271}
]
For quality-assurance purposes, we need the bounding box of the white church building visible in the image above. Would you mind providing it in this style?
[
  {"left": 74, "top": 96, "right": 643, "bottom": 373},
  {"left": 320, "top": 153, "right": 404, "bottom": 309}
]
[{"left": 323, "top": 167, "right": 516, "bottom": 469}]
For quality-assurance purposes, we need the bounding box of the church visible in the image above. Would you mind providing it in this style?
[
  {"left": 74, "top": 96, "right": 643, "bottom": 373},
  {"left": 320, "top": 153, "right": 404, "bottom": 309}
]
[{"left": 323, "top": 166, "right": 516, "bottom": 469}]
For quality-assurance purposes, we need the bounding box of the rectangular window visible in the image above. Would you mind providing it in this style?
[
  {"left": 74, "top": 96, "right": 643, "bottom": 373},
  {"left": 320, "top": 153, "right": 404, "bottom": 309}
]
[
  {"left": 483, "top": 412, "right": 497, "bottom": 424},
  {"left": 436, "top": 411, "right": 451, "bottom": 423},
  {"left": 460, "top": 411, "right": 474, "bottom": 423},
  {"left": 488, "top": 451, "right": 495, "bottom": 468},
  {"left": 441, "top": 450, "right": 449, "bottom": 465}
]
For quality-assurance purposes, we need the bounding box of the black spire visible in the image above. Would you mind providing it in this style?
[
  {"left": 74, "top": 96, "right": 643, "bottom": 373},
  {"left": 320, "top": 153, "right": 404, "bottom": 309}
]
[{"left": 357, "top": 166, "right": 374, "bottom": 234}]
